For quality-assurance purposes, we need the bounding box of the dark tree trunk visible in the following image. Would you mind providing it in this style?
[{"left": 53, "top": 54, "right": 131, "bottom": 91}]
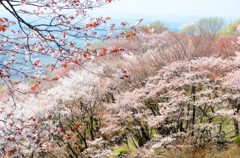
[
  {"left": 234, "top": 103, "right": 240, "bottom": 135},
  {"left": 192, "top": 86, "right": 196, "bottom": 137}
]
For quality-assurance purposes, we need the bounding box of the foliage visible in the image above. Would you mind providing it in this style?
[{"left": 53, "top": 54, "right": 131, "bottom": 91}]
[
  {"left": 138, "top": 20, "right": 167, "bottom": 34},
  {"left": 180, "top": 17, "right": 225, "bottom": 36},
  {"left": 235, "top": 135, "right": 240, "bottom": 146},
  {"left": 180, "top": 21, "right": 199, "bottom": 36},
  {"left": 198, "top": 17, "right": 225, "bottom": 35},
  {"left": 117, "top": 150, "right": 128, "bottom": 157},
  {"left": 219, "top": 19, "right": 240, "bottom": 37}
]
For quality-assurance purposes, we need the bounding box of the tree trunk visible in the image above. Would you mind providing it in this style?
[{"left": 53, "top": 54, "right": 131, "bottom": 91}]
[
  {"left": 192, "top": 86, "right": 196, "bottom": 137},
  {"left": 234, "top": 103, "right": 240, "bottom": 135}
]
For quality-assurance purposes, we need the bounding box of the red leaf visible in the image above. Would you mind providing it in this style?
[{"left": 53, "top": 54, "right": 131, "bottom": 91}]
[{"left": 62, "top": 62, "right": 68, "bottom": 68}]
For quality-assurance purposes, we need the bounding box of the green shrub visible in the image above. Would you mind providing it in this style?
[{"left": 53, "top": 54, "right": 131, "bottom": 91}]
[
  {"left": 117, "top": 150, "right": 128, "bottom": 157},
  {"left": 138, "top": 20, "right": 167, "bottom": 34},
  {"left": 181, "top": 17, "right": 225, "bottom": 36},
  {"left": 235, "top": 135, "right": 240, "bottom": 147},
  {"left": 219, "top": 19, "right": 240, "bottom": 37}
]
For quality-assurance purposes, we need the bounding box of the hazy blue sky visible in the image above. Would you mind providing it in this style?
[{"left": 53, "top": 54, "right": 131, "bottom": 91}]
[
  {"left": 0, "top": 0, "right": 239, "bottom": 18},
  {"left": 0, "top": 0, "right": 239, "bottom": 25},
  {"left": 90, "top": 0, "right": 240, "bottom": 18}
]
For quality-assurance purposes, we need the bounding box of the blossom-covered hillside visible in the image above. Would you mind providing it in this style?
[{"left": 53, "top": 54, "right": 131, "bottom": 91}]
[{"left": 0, "top": 18, "right": 240, "bottom": 157}]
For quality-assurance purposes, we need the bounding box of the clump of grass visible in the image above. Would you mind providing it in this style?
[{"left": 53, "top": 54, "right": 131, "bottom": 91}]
[{"left": 110, "top": 140, "right": 137, "bottom": 158}]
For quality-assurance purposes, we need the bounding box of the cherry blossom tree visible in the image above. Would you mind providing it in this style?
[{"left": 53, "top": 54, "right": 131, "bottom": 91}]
[
  {"left": 103, "top": 56, "right": 240, "bottom": 154},
  {"left": 0, "top": 0, "right": 145, "bottom": 156},
  {"left": 34, "top": 63, "right": 113, "bottom": 157},
  {"left": 0, "top": 0, "right": 142, "bottom": 91},
  {"left": 0, "top": 62, "right": 116, "bottom": 157}
]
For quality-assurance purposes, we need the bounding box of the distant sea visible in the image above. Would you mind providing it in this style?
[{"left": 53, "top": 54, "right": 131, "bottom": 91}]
[{"left": 106, "top": 14, "right": 239, "bottom": 32}]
